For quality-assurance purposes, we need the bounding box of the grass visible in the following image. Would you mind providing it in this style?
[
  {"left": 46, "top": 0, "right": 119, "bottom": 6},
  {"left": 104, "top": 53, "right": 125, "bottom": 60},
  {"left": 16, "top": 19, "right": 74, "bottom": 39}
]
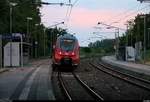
[
  {"left": 138, "top": 49, "right": 150, "bottom": 64},
  {"left": 146, "top": 49, "right": 150, "bottom": 61},
  {"left": 79, "top": 47, "right": 114, "bottom": 59}
]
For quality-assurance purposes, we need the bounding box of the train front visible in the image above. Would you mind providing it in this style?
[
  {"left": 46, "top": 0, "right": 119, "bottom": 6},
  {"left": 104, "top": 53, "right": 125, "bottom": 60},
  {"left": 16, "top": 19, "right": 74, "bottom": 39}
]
[{"left": 54, "top": 36, "right": 79, "bottom": 67}]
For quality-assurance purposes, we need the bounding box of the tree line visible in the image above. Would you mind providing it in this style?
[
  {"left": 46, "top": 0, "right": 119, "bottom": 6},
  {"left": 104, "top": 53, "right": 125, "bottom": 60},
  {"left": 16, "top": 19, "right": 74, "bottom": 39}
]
[
  {"left": 0, "top": 0, "right": 67, "bottom": 58},
  {"left": 88, "top": 13, "right": 150, "bottom": 55},
  {"left": 88, "top": 39, "right": 115, "bottom": 53},
  {"left": 119, "top": 13, "right": 150, "bottom": 49}
]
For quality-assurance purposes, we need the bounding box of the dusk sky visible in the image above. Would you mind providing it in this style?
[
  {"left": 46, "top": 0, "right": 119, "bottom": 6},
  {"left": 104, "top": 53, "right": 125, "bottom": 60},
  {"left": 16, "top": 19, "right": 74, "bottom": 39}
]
[{"left": 40, "top": 0, "right": 149, "bottom": 46}]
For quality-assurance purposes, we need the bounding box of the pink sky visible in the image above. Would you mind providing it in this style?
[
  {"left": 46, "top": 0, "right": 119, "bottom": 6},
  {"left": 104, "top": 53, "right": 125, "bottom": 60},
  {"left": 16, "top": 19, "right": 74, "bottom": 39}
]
[
  {"left": 41, "top": 6, "right": 140, "bottom": 46},
  {"left": 41, "top": 6, "right": 138, "bottom": 28},
  {"left": 69, "top": 8, "right": 118, "bottom": 27}
]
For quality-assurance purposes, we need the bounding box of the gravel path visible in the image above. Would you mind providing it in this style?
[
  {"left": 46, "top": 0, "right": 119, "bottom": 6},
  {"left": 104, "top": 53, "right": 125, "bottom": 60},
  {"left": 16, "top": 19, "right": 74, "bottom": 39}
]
[{"left": 74, "top": 58, "right": 150, "bottom": 100}]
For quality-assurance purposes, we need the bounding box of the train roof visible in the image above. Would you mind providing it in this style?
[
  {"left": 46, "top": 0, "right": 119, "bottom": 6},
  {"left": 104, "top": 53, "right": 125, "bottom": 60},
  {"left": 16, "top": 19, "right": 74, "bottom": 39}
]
[{"left": 57, "top": 34, "right": 77, "bottom": 40}]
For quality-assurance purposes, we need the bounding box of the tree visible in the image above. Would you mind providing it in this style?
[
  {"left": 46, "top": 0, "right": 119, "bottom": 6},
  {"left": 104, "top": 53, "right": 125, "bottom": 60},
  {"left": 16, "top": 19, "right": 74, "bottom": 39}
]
[
  {"left": 88, "top": 39, "right": 115, "bottom": 53},
  {"left": 0, "top": 0, "right": 69, "bottom": 57},
  {"left": 46, "top": 27, "right": 67, "bottom": 56},
  {"left": 119, "top": 14, "right": 150, "bottom": 49},
  {"left": 0, "top": 0, "right": 42, "bottom": 34}
]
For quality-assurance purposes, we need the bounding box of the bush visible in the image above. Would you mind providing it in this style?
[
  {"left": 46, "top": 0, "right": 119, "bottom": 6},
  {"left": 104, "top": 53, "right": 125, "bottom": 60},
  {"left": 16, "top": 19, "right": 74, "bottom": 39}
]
[{"left": 82, "top": 47, "right": 92, "bottom": 53}]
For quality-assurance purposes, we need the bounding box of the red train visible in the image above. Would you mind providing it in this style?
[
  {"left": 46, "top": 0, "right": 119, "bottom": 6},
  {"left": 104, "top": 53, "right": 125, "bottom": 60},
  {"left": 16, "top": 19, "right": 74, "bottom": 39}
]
[{"left": 52, "top": 34, "right": 80, "bottom": 69}]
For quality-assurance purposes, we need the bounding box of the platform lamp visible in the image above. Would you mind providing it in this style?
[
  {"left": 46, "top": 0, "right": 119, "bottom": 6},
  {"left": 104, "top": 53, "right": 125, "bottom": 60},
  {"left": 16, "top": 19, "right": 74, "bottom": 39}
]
[
  {"left": 9, "top": 2, "right": 18, "bottom": 67},
  {"left": 35, "top": 23, "right": 40, "bottom": 58},
  {"left": 26, "top": 17, "right": 33, "bottom": 59},
  {"left": 139, "top": 15, "right": 146, "bottom": 63},
  {"left": 148, "top": 28, "right": 150, "bottom": 48}
]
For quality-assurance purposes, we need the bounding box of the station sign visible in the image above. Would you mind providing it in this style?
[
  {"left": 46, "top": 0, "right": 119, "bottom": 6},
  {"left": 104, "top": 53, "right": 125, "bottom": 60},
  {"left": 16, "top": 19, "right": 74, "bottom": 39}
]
[{"left": 1, "top": 33, "right": 25, "bottom": 40}]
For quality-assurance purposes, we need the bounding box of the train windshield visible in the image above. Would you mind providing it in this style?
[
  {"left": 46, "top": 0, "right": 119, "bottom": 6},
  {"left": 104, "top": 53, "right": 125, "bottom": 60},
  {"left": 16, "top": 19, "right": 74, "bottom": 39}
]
[{"left": 60, "top": 39, "right": 75, "bottom": 51}]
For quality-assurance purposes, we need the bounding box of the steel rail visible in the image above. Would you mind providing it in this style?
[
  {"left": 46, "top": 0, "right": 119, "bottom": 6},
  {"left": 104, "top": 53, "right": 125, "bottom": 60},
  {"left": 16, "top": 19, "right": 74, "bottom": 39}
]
[
  {"left": 99, "top": 61, "right": 150, "bottom": 85},
  {"left": 90, "top": 62, "right": 150, "bottom": 91},
  {"left": 72, "top": 72, "right": 104, "bottom": 101},
  {"left": 58, "top": 71, "right": 72, "bottom": 101}
]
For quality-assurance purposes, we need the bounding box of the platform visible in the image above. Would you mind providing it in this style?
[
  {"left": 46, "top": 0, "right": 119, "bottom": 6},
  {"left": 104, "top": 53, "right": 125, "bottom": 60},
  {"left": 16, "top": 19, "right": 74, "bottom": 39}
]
[
  {"left": 101, "top": 56, "right": 150, "bottom": 76},
  {"left": 0, "top": 68, "right": 9, "bottom": 74}
]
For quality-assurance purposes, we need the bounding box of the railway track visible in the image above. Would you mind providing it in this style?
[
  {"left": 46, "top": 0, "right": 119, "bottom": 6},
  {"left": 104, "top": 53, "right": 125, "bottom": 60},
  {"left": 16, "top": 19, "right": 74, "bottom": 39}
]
[
  {"left": 90, "top": 61, "right": 150, "bottom": 91},
  {"left": 58, "top": 71, "right": 72, "bottom": 101},
  {"left": 52, "top": 70, "right": 104, "bottom": 101}
]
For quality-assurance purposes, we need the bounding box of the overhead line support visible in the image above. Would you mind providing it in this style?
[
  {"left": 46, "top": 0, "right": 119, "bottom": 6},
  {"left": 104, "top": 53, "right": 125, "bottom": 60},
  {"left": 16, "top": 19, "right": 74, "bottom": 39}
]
[{"left": 35, "top": 2, "right": 73, "bottom": 6}]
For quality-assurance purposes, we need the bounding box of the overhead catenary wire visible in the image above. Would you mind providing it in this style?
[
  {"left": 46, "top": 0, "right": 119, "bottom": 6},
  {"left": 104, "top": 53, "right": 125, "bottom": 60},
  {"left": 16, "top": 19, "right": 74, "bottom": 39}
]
[
  {"left": 73, "top": 0, "right": 79, "bottom": 6},
  {"left": 98, "top": 5, "right": 149, "bottom": 31},
  {"left": 66, "top": 5, "right": 73, "bottom": 22},
  {"left": 112, "top": 5, "right": 149, "bottom": 23},
  {"left": 66, "top": 0, "right": 79, "bottom": 20},
  {"left": 62, "top": 1, "right": 72, "bottom": 28},
  {"left": 99, "top": 4, "right": 149, "bottom": 30},
  {"left": 106, "top": 4, "right": 142, "bottom": 25},
  {"left": 64, "top": 0, "right": 79, "bottom": 27},
  {"left": 107, "top": 4, "right": 149, "bottom": 25},
  {"left": 65, "top": 6, "right": 70, "bottom": 21}
]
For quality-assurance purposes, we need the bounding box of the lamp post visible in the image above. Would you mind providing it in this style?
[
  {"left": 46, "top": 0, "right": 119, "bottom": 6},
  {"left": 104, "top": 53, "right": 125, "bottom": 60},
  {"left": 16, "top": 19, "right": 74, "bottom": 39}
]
[
  {"left": 97, "top": 22, "right": 126, "bottom": 59},
  {"left": 26, "top": 17, "right": 33, "bottom": 42},
  {"left": 35, "top": 23, "right": 40, "bottom": 58},
  {"left": 26, "top": 17, "right": 33, "bottom": 59},
  {"left": 137, "top": 0, "right": 150, "bottom": 62},
  {"left": 124, "top": 23, "right": 129, "bottom": 47},
  {"left": 9, "top": 2, "right": 17, "bottom": 67},
  {"left": 43, "top": 28, "right": 46, "bottom": 57},
  {"left": 148, "top": 28, "right": 150, "bottom": 48},
  {"left": 110, "top": 28, "right": 119, "bottom": 59},
  {"left": 116, "top": 28, "right": 120, "bottom": 59},
  {"left": 17, "top": 34, "right": 23, "bottom": 68},
  {"left": 9, "top": 2, "right": 18, "bottom": 36},
  {"left": 140, "top": 15, "right": 146, "bottom": 63},
  {"left": 0, "top": 35, "right": 2, "bottom": 68},
  {"left": 127, "top": 20, "right": 134, "bottom": 47}
]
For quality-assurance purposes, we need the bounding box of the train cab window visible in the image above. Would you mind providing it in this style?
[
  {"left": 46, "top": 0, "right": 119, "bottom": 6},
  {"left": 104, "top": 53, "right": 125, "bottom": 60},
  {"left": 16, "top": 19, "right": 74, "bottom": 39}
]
[{"left": 60, "top": 39, "right": 75, "bottom": 51}]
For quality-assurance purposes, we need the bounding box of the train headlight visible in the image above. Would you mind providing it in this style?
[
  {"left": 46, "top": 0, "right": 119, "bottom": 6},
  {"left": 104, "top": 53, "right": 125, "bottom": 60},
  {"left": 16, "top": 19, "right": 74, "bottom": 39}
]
[
  {"left": 71, "top": 52, "right": 75, "bottom": 56},
  {"left": 58, "top": 51, "right": 62, "bottom": 55}
]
